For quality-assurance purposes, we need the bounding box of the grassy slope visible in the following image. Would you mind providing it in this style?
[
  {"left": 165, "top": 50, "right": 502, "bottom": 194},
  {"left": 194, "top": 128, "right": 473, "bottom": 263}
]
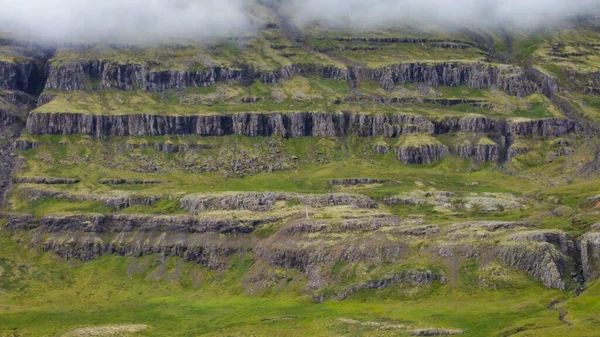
[
  {"left": 4, "top": 19, "right": 600, "bottom": 337},
  {"left": 1, "top": 228, "right": 592, "bottom": 337}
]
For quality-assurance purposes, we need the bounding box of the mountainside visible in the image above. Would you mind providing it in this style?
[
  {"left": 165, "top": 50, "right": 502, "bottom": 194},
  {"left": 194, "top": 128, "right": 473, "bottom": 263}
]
[{"left": 1, "top": 4, "right": 600, "bottom": 337}]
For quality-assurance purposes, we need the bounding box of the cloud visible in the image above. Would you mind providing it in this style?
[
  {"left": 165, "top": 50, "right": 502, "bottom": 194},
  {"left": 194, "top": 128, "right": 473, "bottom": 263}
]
[
  {"left": 1, "top": 0, "right": 599, "bottom": 44},
  {"left": 0, "top": 0, "right": 252, "bottom": 43},
  {"left": 283, "top": 0, "right": 600, "bottom": 30}
]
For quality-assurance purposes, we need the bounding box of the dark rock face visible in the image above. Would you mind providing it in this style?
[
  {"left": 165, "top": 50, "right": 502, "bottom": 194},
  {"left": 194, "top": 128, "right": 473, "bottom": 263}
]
[
  {"left": 0, "top": 124, "right": 25, "bottom": 207},
  {"left": 99, "top": 179, "right": 164, "bottom": 185},
  {"left": 506, "top": 118, "right": 580, "bottom": 139},
  {"left": 19, "top": 186, "right": 161, "bottom": 210},
  {"left": 433, "top": 115, "right": 501, "bottom": 134},
  {"left": 0, "top": 60, "right": 40, "bottom": 93},
  {"left": 0, "top": 109, "right": 17, "bottom": 127},
  {"left": 5, "top": 213, "right": 273, "bottom": 234},
  {"left": 584, "top": 71, "right": 600, "bottom": 94},
  {"left": 180, "top": 192, "right": 378, "bottom": 214},
  {"left": 26, "top": 111, "right": 434, "bottom": 138},
  {"left": 3, "top": 213, "right": 268, "bottom": 268},
  {"left": 44, "top": 61, "right": 349, "bottom": 92},
  {"left": 328, "top": 178, "right": 386, "bottom": 185},
  {"left": 372, "top": 143, "right": 390, "bottom": 154},
  {"left": 525, "top": 67, "right": 560, "bottom": 97},
  {"left": 13, "top": 177, "right": 80, "bottom": 184},
  {"left": 364, "top": 62, "right": 537, "bottom": 96},
  {"left": 43, "top": 59, "right": 536, "bottom": 97},
  {"left": 37, "top": 93, "right": 56, "bottom": 106},
  {"left": 395, "top": 142, "right": 450, "bottom": 164},
  {"left": 457, "top": 141, "right": 501, "bottom": 162},
  {"left": 580, "top": 233, "right": 600, "bottom": 283},
  {"left": 313, "top": 270, "right": 446, "bottom": 303},
  {"left": 13, "top": 138, "right": 39, "bottom": 150},
  {"left": 473, "top": 143, "right": 501, "bottom": 162},
  {"left": 40, "top": 232, "right": 246, "bottom": 268},
  {"left": 499, "top": 231, "right": 578, "bottom": 290}
]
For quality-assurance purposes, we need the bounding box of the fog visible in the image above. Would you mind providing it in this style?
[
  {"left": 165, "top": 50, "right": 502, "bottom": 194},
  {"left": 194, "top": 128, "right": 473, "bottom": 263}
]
[
  {"left": 284, "top": 0, "right": 600, "bottom": 30},
  {"left": 0, "top": 0, "right": 599, "bottom": 43},
  {"left": 0, "top": 0, "right": 252, "bottom": 43}
]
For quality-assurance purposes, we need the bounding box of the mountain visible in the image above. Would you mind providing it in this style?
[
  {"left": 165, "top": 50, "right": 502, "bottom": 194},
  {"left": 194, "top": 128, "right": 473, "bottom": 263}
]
[{"left": 1, "top": 3, "right": 600, "bottom": 336}]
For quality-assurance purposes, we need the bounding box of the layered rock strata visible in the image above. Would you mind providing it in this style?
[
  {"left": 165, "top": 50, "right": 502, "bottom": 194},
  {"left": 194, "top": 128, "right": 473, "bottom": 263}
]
[{"left": 27, "top": 112, "right": 578, "bottom": 141}]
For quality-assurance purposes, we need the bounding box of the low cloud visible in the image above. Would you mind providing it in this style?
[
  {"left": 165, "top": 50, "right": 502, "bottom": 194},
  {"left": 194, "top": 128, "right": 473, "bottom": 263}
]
[
  {"left": 0, "top": 0, "right": 252, "bottom": 43},
  {"left": 284, "top": 0, "right": 600, "bottom": 30},
  {"left": 1, "top": 0, "right": 599, "bottom": 44}
]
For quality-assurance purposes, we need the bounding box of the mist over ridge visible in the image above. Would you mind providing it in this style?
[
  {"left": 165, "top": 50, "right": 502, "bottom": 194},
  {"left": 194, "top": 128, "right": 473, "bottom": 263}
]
[
  {"left": 283, "top": 0, "right": 600, "bottom": 30},
  {"left": 0, "top": 0, "right": 599, "bottom": 44}
]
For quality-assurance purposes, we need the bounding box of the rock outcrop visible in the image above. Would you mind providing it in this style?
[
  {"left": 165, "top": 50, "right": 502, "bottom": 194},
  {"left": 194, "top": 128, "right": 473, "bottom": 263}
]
[
  {"left": 13, "top": 177, "right": 80, "bottom": 184},
  {"left": 44, "top": 61, "right": 349, "bottom": 92},
  {"left": 506, "top": 118, "right": 579, "bottom": 139},
  {"left": 507, "top": 142, "right": 532, "bottom": 159},
  {"left": 433, "top": 115, "right": 501, "bottom": 134},
  {"left": 328, "top": 178, "right": 386, "bottom": 185},
  {"left": 0, "top": 108, "right": 17, "bottom": 126},
  {"left": 313, "top": 270, "right": 446, "bottom": 303},
  {"left": 525, "top": 67, "right": 560, "bottom": 97},
  {"left": 499, "top": 231, "right": 577, "bottom": 290},
  {"left": 99, "top": 179, "right": 164, "bottom": 185},
  {"left": 0, "top": 60, "right": 40, "bottom": 93},
  {"left": 13, "top": 138, "right": 39, "bottom": 150},
  {"left": 456, "top": 139, "right": 501, "bottom": 162},
  {"left": 580, "top": 232, "right": 600, "bottom": 283},
  {"left": 4, "top": 213, "right": 278, "bottom": 234},
  {"left": 364, "top": 62, "right": 537, "bottom": 96},
  {"left": 26, "top": 111, "right": 435, "bottom": 138},
  {"left": 43, "top": 59, "right": 537, "bottom": 97},
  {"left": 180, "top": 192, "right": 378, "bottom": 214},
  {"left": 395, "top": 137, "right": 450, "bottom": 164},
  {"left": 19, "top": 186, "right": 161, "bottom": 210}
]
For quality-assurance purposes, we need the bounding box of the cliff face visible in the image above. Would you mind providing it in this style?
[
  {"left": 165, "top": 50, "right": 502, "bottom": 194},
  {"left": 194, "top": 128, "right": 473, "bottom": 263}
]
[
  {"left": 0, "top": 109, "right": 17, "bottom": 126},
  {"left": 0, "top": 60, "right": 43, "bottom": 94},
  {"left": 457, "top": 141, "right": 501, "bottom": 162},
  {"left": 395, "top": 142, "right": 450, "bottom": 164},
  {"left": 506, "top": 118, "right": 580, "bottom": 139},
  {"left": 525, "top": 67, "right": 560, "bottom": 97},
  {"left": 27, "top": 111, "right": 578, "bottom": 140},
  {"left": 4, "top": 212, "right": 595, "bottom": 291},
  {"left": 43, "top": 59, "right": 539, "bottom": 97},
  {"left": 364, "top": 62, "right": 537, "bottom": 96},
  {"left": 44, "top": 61, "right": 349, "bottom": 92},
  {"left": 434, "top": 115, "right": 501, "bottom": 134},
  {"left": 26, "top": 111, "right": 435, "bottom": 137},
  {"left": 580, "top": 232, "right": 600, "bottom": 283}
]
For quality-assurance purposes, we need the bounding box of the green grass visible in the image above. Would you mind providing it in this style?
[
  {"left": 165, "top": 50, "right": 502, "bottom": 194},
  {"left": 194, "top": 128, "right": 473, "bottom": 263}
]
[
  {"left": 514, "top": 102, "right": 553, "bottom": 118},
  {"left": 0, "top": 229, "right": 590, "bottom": 337}
]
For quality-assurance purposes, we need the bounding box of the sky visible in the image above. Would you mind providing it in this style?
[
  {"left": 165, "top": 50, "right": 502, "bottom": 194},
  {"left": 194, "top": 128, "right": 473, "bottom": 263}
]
[{"left": 0, "top": 0, "right": 599, "bottom": 43}]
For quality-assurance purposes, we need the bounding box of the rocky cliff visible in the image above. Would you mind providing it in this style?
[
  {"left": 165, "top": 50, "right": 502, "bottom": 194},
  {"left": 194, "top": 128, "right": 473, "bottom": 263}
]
[
  {"left": 44, "top": 61, "right": 349, "bottom": 92},
  {"left": 506, "top": 118, "right": 580, "bottom": 139},
  {"left": 27, "top": 111, "right": 578, "bottom": 141},
  {"left": 43, "top": 59, "right": 539, "bottom": 97},
  {"left": 363, "top": 62, "right": 538, "bottom": 96},
  {"left": 457, "top": 140, "right": 501, "bottom": 162},
  {"left": 0, "top": 60, "right": 43, "bottom": 94},
  {"left": 395, "top": 139, "right": 450, "bottom": 165},
  {"left": 580, "top": 232, "right": 600, "bottom": 283},
  {"left": 26, "top": 111, "right": 435, "bottom": 137},
  {"left": 0, "top": 108, "right": 17, "bottom": 126}
]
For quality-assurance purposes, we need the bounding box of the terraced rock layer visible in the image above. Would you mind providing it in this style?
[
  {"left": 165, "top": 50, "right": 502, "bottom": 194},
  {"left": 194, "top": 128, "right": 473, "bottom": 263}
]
[
  {"left": 44, "top": 60, "right": 536, "bottom": 96},
  {"left": 27, "top": 112, "right": 579, "bottom": 139}
]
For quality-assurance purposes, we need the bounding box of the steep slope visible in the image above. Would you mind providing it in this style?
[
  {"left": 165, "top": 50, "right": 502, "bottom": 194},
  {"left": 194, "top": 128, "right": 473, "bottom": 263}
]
[{"left": 1, "top": 10, "right": 600, "bottom": 337}]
